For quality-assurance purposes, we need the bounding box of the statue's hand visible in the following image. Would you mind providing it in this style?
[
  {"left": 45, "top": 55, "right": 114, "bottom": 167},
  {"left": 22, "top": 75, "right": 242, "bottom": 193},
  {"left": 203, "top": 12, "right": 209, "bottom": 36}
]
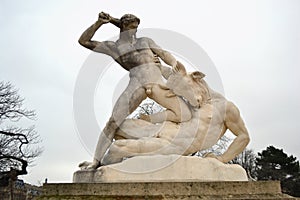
[
  {"left": 98, "top": 12, "right": 111, "bottom": 23},
  {"left": 172, "top": 61, "right": 187, "bottom": 75},
  {"left": 204, "top": 152, "right": 225, "bottom": 163},
  {"left": 79, "top": 160, "right": 100, "bottom": 170}
]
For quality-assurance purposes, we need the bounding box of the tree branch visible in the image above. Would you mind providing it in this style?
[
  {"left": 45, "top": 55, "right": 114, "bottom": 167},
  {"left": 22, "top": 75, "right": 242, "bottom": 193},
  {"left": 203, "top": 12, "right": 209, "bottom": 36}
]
[{"left": 0, "top": 155, "right": 28, "bottom": 175}]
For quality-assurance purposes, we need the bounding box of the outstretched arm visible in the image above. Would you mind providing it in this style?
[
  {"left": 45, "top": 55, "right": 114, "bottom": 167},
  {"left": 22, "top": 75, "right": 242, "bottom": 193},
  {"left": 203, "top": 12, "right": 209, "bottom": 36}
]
[
  {"left": 78, "top": 12, "right": 117, "bottom": 56},
  {"left": 218, "top": 133, "right": 250, "bottom": 163},
  {"left": 206, "top": 102, "right": 250, "bottom": 163},
  {"left": 222, "top": 102, "right": 250, "bottom": 163}
]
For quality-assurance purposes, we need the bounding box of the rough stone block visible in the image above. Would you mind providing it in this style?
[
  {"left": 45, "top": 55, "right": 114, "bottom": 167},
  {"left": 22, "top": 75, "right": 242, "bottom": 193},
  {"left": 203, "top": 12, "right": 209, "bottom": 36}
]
[{"left": 74, "top": 155, "right": 248, "bottom": 183}]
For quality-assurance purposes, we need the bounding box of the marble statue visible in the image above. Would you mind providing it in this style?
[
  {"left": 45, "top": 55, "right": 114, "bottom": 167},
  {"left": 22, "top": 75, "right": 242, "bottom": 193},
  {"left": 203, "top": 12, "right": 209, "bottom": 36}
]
[
  {"left": 78, "top": 12, "right": 250, "bottom": 170},
  {"left": 78, "top": 12, "right": 190, "bottom": 169},
  {"left": 99, "top": 63, "right": 250, "bottom": 165}
]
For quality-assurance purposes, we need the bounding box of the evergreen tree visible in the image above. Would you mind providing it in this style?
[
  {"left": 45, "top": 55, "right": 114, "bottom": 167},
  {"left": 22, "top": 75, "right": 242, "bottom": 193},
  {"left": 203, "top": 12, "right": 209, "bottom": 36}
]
[{"left": 256, "top": 145, "right": 300, "bottom": 197}]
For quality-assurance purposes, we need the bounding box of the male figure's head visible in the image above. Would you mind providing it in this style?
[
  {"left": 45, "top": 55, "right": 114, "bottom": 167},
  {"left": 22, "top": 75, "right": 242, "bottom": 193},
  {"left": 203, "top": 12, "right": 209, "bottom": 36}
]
[{"left": 119, "top": 14, "right": 140, "bottom": 36}]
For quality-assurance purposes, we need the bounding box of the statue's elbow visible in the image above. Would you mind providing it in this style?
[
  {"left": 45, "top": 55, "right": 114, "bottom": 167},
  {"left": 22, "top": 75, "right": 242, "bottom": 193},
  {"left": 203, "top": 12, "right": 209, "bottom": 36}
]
[
  {"left": 78, "top": 37, "right": 90, "bottom": 48},
  {"left": 78, "top": 38, "right": 85, "bottom": 46},
  {"left": 242, "top": 134, "right": 250, "bottom": 146}
]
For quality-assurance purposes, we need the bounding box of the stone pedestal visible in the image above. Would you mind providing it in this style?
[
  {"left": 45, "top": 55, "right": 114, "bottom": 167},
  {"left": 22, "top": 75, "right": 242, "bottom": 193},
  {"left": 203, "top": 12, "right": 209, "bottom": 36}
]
[
  {"left": 38, "top": 181, "right": 295, "bottom": 199},
  {"left": 73, "top": 155, "right": 248, "bottom": 182},
  {"left": 36, "top": 156, "right": 295, "bottom": 199}
]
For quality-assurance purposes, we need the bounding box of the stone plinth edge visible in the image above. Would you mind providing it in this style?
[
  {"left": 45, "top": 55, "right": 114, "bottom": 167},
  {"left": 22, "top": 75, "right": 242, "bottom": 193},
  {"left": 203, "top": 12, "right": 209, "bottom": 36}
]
[
  {"left": 73, "top": 155, "right": 248, "bottom": 182},
  {"left": 38, "top": 181, "right": 296, "bottom": 199}
]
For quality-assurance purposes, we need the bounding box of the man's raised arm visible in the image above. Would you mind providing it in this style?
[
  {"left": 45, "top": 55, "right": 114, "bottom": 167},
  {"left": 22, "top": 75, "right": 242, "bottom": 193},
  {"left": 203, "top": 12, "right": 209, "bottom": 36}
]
[{"left": 78, "top": 12, "right": 117, "bottom": 56}]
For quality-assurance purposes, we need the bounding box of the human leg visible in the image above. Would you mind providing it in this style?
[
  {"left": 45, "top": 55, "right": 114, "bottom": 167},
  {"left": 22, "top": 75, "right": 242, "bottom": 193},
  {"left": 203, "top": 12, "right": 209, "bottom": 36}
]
[
  {"left": 92, "top": 79, "right": 147, "bottom": 167},
  {"left": 102, "top": 137, "right": 171, "bottom": 165},
  {"left": 142, "top": 83, "right": 192, "bottom": 123}
]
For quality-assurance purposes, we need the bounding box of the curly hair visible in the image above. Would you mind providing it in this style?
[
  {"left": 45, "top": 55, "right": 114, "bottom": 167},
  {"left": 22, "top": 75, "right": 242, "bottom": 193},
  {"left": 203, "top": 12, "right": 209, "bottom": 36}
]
[{"left": 120, "top": 14, "right": 140, "bottom": 28}]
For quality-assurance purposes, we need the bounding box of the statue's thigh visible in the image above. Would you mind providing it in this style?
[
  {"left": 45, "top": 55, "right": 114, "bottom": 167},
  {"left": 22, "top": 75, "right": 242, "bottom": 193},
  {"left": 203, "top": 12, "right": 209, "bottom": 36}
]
[
  {"left": 112, "top": 80, "right": 146, "bottom": 121},
  {"left": 149, "top": 84, "right": 191, "bottom": 122}
]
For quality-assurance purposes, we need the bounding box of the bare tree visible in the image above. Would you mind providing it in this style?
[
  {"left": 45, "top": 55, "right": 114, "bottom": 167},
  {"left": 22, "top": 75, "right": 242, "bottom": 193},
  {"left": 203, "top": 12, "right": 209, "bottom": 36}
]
[
  {"left": 0, "top": 82, "right": 42, "bottom": 184},
  {"left": 230, "top": 148, "right": 257, "bottom": 180},
  {"left": 192, "top": 135, "right": 232, "bottom": 157},
  {"left": 130, "top": 98, "right": 164, "bottom": 119}
]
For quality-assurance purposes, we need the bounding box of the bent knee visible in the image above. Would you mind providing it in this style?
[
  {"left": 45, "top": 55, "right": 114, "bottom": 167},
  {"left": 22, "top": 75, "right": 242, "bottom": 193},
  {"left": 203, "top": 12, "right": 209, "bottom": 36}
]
[
  {"left": 181, "top": 109, "right": 192, "bottom": 122},
  {"left": 168, "top": 110, "right": 192, "bottom": 123},
  {"left": 178, "top": 112, "right": 192, "bottom": 122},
  {"left": 171, "top": 104, "right": 192, "bottom": 123}
]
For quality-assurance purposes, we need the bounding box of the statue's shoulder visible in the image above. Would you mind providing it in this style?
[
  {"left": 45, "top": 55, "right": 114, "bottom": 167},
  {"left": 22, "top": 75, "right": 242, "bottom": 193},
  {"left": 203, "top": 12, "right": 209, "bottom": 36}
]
[
  {"left": 137, "top": 37, "right": 154, "bottom": 43},
  {"left": 138, "top": 36, "right": 151, "bottom": 40}
]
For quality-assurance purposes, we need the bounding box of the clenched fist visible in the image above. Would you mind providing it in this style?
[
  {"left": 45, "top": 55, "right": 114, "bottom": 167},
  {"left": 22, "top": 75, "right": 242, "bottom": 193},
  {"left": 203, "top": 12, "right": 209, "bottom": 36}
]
[{"left": 98, "top": 11, "right": 111, "bottom": 23}]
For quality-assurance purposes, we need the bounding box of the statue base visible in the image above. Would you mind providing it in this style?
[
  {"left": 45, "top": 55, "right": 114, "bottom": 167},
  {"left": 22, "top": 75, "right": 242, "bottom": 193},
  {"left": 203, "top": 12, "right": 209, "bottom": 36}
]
[
  {"left": 38, "top": 181, "right": 295, "bottom": 199},
  {"left": 73, "top": 155, "right": 248, "bottom": 182}
]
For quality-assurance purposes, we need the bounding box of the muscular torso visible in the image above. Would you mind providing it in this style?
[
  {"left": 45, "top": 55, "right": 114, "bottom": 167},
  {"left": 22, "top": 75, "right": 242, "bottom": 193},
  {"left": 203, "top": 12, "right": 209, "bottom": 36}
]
[{"left": 113, "top": 37, "right": 158, "bottom": 71}]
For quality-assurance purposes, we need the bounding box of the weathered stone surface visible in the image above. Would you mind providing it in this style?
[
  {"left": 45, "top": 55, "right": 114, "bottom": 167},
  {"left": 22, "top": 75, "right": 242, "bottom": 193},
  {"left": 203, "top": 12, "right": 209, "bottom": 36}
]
[
  {"left": 74, "top": 156, "right": 248, "bottom": 183},
  {"left": 38, "top": 181, "right": 296, "bottom": 199}
]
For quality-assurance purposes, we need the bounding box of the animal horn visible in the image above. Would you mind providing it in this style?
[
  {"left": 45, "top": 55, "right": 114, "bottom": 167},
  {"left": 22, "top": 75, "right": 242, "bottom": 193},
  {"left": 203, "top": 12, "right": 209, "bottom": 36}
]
[
  {"left": 191, "top": 71, "right": 206, "bottom": 81},
  {"left": 176, "top": 61, "right": 187, "bottom": 75}
]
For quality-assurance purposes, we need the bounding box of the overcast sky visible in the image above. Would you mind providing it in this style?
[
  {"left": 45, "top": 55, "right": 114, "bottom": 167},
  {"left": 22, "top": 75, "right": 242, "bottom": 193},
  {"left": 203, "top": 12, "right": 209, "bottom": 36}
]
[{"left": 1, "top": 0, "right": 300, "bottom": 185}]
